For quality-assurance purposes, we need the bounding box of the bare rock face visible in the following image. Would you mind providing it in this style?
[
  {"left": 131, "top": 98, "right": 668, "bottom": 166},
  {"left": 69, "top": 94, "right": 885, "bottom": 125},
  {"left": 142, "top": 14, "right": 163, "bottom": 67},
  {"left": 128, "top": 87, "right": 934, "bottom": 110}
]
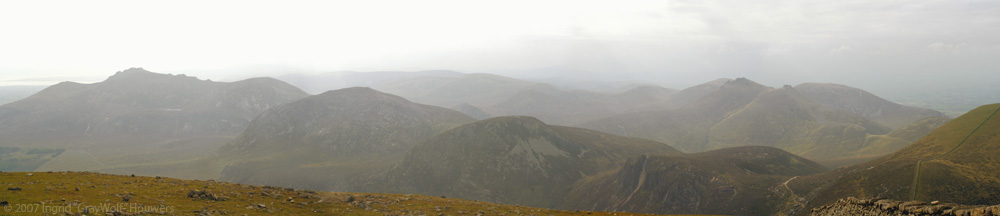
[{"left": 811, "top": 197, "right": 1000, "bottom": 216}]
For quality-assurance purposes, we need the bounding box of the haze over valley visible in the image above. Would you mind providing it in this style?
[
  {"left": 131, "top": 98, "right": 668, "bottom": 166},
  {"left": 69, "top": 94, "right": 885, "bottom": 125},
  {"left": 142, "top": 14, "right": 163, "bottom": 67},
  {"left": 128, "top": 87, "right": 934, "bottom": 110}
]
[{"left": 2, "top": 1, "right": 999, "bottom": 215}]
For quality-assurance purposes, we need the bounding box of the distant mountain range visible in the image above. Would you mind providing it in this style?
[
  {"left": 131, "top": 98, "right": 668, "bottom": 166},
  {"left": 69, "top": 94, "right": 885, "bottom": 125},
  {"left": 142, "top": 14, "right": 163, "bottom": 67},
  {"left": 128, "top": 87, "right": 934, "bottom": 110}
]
[
  {"left": 581, "top": 78, "right": 948, "bottom": 166},
  {"left": 0, "top": 85, "right": 46, "bottom": 106},
  {"left": 373, "top": 74, "right": 724, "bottom": 125},
  {"left": 3, "top": 68, "right": 995, "bottom": 216},
  {"left": 0, "top": 68, "right": 308, "bottom": 173},
  {"left": 0, "top": 68, "right": 307, "bottom": 147},
  {"left": 274, "top": 70, "right": 464, "bottom": 94},
  {"left": 374, "top": 73, "right": 562, "bottom": 109}
]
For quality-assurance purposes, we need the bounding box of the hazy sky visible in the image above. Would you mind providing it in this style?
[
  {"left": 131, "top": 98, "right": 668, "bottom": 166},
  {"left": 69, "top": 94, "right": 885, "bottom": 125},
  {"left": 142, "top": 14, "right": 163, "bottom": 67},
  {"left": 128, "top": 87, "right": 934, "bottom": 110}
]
[{"left": 1, "top": 0, "right": 998, "bottom": 88}]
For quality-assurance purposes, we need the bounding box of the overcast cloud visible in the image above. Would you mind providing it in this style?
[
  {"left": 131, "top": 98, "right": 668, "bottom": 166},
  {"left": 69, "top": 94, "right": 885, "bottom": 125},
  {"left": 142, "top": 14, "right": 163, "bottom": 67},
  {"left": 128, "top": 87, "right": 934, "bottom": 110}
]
[{"left": 1, "top": 0, "right": 998, "bottom": 89}]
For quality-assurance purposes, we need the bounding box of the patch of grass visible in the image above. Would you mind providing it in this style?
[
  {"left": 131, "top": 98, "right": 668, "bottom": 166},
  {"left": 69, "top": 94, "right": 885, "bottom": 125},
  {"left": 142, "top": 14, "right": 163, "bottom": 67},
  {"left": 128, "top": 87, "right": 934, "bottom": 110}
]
[
  {"left": 0, "top": 146, "right": 64, "bottom": 171},
  {"left": 0, "top": 171, "right": 673, "bottom": 215}
]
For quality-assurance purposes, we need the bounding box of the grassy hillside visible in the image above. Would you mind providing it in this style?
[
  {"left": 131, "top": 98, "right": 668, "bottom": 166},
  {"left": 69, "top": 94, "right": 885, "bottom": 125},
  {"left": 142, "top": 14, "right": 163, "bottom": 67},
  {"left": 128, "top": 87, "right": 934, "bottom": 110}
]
[
  {"left": 580, "top": 78, "right": 773, "bottom": 153},
  {"left": 375, "top": 116, "right": 681, "bottom": 208},
  {"left": 708, "top": 86, "right": 892, "bottom": 159},
  {"left": 0, "top": 146, "right": 63, "bottom": 172},
  {"left": 795, "top": 103, "right": 1000, "bottom": 212},
  {"left": 0, "top": 171, "right": 667, "bottom": 216},
  {"left": 562, "top": 146, "right": 828, "bottom": 215},
  {"left": 218, "top": 87, "right": 476, "bottom": 191}
]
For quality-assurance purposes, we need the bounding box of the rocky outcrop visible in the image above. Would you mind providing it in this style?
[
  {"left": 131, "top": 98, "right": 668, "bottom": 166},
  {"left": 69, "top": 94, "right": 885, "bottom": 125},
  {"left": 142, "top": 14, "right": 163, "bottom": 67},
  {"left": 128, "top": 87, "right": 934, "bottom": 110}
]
[
  {"left": 188, "top": 190, "right": 229, "bottom": 201},
  {"left": 811, "top": 197, "right": 1000, "bottom": 216}
]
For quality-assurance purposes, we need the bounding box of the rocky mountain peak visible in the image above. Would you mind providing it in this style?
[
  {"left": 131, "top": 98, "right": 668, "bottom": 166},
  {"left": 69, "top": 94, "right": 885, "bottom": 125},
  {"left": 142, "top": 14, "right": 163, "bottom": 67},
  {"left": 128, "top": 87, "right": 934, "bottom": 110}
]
[
  {"left": 729, "top": 77, "right": 756, "bottom": 85},
  {"left": 718, "top": 77, "right": 769, "bottom": 92},
  {"left": 104, "top": 67, "right": 201, "bottom": 84},
  {"left": 474, "top": 116, "right": 550, "bottom": 131}
]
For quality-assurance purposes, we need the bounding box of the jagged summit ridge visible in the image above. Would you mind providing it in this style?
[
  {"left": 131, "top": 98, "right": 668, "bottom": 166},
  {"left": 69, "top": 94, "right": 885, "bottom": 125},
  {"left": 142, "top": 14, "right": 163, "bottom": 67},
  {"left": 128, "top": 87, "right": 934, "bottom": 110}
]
[{"left": 104, "top": 67, "right": 202, "bottom": 83}]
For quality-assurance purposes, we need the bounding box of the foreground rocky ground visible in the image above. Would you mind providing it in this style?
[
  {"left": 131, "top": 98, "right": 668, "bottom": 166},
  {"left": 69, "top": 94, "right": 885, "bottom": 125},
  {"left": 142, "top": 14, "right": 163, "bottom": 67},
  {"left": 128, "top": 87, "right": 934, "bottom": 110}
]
[
  {"left": 0, "top": 171, "right": 674, "bottom": 215},
  {"left": 811, "top": 197, "right": 1000, "bottom": 216}
]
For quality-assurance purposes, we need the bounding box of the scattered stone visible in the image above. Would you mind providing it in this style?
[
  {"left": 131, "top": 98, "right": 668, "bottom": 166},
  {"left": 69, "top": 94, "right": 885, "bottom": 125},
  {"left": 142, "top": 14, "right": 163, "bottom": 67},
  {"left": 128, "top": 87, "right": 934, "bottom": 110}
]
[
  {"left": 74, "top": 187, "right": 80, "bottom": 191},
  {"left": 812, "top": 197, "right": 1000, "bottom": 216},
  {"left": 187, "top": 190, "right": 228, "bottom": 201}
]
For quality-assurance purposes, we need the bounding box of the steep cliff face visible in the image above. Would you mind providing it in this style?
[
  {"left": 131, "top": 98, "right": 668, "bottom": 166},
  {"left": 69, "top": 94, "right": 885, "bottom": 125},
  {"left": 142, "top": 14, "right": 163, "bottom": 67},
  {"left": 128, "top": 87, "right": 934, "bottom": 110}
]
[{"left": 811, "top": 197, "right": 1000, "bottom": 216}]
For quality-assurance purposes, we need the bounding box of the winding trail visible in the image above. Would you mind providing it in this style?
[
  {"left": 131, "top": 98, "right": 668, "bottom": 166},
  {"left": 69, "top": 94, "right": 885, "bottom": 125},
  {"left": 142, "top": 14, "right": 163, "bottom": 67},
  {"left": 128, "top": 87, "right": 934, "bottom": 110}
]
[
  {"left": 782, "top": 176, "right": 798, "bottom": 195},
  {"left": 783, "top": 176, "right": 804, "bottom": 207}
]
